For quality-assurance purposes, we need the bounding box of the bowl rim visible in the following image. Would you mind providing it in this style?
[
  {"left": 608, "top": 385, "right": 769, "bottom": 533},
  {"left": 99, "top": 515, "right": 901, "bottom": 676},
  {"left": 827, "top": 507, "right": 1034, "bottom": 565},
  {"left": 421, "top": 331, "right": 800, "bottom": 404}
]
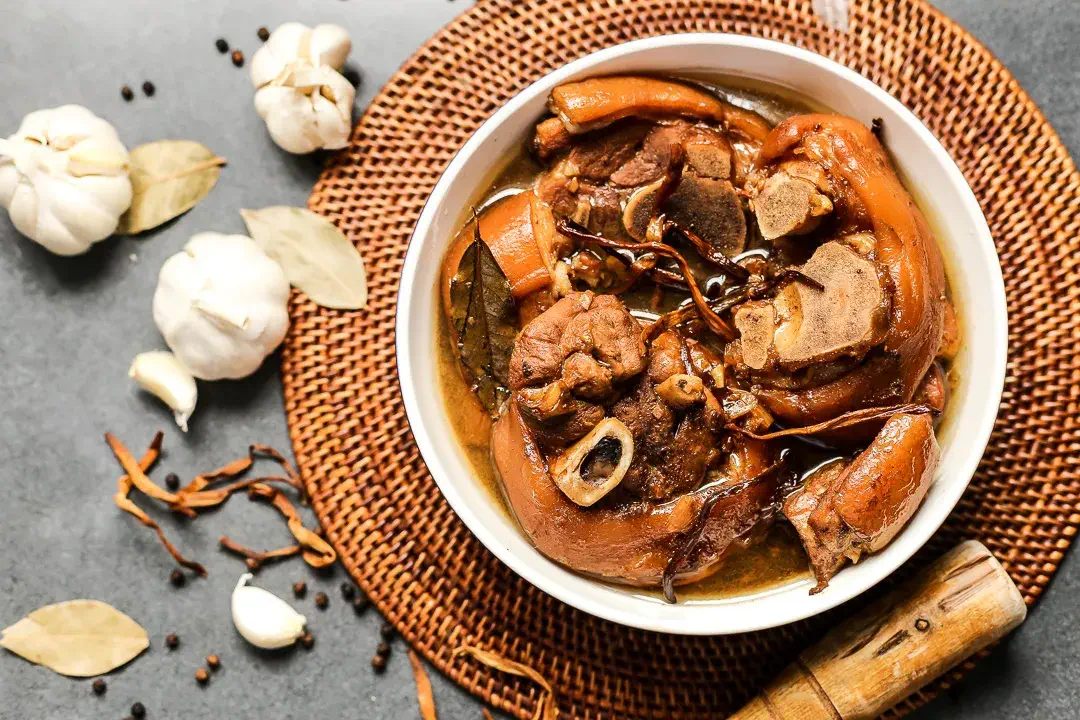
[{"left": 396, "top": 33, "right": 1007, "bottom": 634}]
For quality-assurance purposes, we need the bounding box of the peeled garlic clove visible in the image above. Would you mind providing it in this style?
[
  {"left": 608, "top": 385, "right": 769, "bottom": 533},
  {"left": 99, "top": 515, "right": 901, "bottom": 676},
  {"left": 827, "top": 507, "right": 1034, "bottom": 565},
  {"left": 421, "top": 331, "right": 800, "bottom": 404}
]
[
  {"left": 231, "top": 574, "right": 307, "bottom": 649},
  {"left": 128, "top": 351, "right": 197, "bottom": 432}
]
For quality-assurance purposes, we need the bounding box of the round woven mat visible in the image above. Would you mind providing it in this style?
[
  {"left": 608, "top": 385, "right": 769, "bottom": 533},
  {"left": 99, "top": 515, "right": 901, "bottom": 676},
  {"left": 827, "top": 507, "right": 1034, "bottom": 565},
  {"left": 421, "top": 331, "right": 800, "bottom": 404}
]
[{"left": 282, "top": 1, "right": 1080, "bottom": 717}]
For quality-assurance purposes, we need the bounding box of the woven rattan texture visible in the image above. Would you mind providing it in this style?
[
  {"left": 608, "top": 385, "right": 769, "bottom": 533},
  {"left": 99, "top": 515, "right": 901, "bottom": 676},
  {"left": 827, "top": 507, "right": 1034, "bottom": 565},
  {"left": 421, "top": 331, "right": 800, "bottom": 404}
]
[{"left": 282, "top": 1, "right": 1080, "bottom": 718}]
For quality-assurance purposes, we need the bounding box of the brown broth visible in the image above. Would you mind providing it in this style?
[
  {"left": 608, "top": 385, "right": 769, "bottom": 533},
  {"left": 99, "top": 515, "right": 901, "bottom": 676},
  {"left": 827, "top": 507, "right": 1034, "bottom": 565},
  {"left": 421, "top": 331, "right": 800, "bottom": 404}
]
[{"left": 435, "top": 76, "right": 956, "bottom": 600}]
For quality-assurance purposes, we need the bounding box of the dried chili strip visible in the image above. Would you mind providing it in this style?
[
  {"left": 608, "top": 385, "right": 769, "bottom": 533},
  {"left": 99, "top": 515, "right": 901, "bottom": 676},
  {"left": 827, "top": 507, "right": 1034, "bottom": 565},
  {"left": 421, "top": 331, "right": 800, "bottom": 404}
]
[
  {"left": 408, "top": 649, "right": 438, "bottom": 720},
  {"left": 558, "top": 218, "right": 736, "bottom": 341},
  {"left": 109, "top": 432, "right": 207, "bottom": 577},
  {"left": 454, "top": 646, "right": 557, "bottom": 720},
  {"left": 106, "top": 432, "right": 197, "bottom": 519},
  {"left": 726, "top": 403, "right": 939, "bottom": 441},
  {"left": 665, "top": 220, "right": 751, "bottom": 283},
  {"left": 247, "top": 484, "right": 337, "bottom": 568},
  {"left": 218, "top": 536, "right": 301, "bottom": 569}
]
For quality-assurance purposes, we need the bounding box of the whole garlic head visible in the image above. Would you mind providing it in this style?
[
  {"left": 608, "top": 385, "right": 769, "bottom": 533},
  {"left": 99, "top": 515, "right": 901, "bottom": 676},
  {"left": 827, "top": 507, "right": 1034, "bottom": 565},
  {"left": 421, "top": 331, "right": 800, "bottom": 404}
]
[
  {"left": 0, "top": 105, "right": 132, "bottom": 255},
  {"left": 251, "top": 23, "right": 355, "bottom": 154},
  {"left": 152, "top": 232, "right": 290, "bottom": 381}
]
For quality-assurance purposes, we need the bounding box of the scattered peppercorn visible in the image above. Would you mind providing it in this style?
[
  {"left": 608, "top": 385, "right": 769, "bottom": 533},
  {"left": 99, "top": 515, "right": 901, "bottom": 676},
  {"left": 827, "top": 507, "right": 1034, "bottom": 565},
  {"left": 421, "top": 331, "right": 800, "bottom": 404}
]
[
  {"left": 293, "top": 581, "right": 307, "bottom": 598},
  {"left": 376, "top": 641, "right": 391, "bottom": 658},
  {"left": 215, "top": 38, "right": 229, "bottom": 53},
  {"left": 340, "top": 582, "right": 355, "bottom": 601},
  {"left": 131, "top": 702, "right": 146, "bottom": 718},
  {"left": 120, "top": 85, "right": 134, "bottom": 102},
  {"left": 91, "top": 678, "right": 107, "bottom": 695},
  {"left": 371, "top": 654, "right": 387, "bottom": 672},
  {"left": 206, "top": 654, "right": 221, "bottom": 670},
  {"left": 165, "top": 633, "right": 179, "bottom": 649},
  {"left": 257, "top": 26, "right": 270, "bottom": 42},
  {"left": 164, "top": 472, "right": 179, "bottom": 490},
  {"left": 352, "top": 592, "right": 370, "bottom": 614},
  {"left": 379, "top": 621, "right": 394, "bottom": 640},
  {"left": 231, "top": 50, "right": 244, "bottom": 67},
  {"left": 299, "top": 632, "right": 315, "bottom": 650},
  {"left": 170, "top": 569, "right": 186, "bottom": 587},
  {"left": 195, "top": 667, "right": 210, "bottom": 685},
  {"left": 141, "top": 81, "right": 155, "bottom": 97},
  {"left": 314, "top": 591, "right": 329, "bottom": 609}
]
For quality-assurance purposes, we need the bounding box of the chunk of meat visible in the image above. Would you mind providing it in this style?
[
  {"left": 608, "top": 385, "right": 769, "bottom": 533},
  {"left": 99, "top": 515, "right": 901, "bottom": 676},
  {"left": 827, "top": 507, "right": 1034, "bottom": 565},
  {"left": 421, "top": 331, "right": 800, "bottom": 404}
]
[
  {"left": 783, "top": 413, "right": 939, "bottom": 592},
  {"left": 564, "top": 122, "right": 651, "bottom": 181},
  {"left": 533, "top": 117, "right": 572, "bottom": 159},
  {"left": 493, "top": 401, "right": 777, "bottom": 587},
  {"left": 559, "top": 294, "right": 647, "bottom": 380},
  {"left": 548, "top": 76, "right": 771, "bottom": 143},
  {"left": 732, "top": 241, "right": 889, "bottom": 373},
  {"left": 665, "top": 173, "right": 747, "bottom": 257},
  {"left": 750, "top": 161, "right": 834, "bottom": 240},
  {"left": 751, "top": 115, "right": 947, "bottom": 426},
  {"left": 610, "top": 123, "right": 689, "bottom": 187}
]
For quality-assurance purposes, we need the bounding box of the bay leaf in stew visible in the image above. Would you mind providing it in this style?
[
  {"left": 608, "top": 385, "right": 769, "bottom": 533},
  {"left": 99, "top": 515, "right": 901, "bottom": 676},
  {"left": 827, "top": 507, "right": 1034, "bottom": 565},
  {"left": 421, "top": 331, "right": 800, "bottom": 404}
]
[{"left": 450, "top": 220, "right": 516, "bottom": 416}]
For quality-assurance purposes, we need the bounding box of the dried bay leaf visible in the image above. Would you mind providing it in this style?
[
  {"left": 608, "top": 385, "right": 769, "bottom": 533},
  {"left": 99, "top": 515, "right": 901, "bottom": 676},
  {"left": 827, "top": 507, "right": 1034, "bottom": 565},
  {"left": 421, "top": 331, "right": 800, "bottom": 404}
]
[
  {"left": 117, "top": 140, "right": 225, "bottom": 235},
  {"left": 1, "top": 600, "right": 149, "bottom": 677},
  {"left": 450, "top": 220, "right": 516, "bottom": 416},
  {"left": 240, "top": 206, "right": 367, "bottom": 310}
]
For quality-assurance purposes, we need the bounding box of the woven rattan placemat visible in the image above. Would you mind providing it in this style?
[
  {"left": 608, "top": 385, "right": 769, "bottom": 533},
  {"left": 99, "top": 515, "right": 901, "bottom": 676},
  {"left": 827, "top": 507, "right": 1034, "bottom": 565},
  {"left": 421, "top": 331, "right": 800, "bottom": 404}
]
[{"left": 281, "top": 1, "right": 1080, "bottom": 717}]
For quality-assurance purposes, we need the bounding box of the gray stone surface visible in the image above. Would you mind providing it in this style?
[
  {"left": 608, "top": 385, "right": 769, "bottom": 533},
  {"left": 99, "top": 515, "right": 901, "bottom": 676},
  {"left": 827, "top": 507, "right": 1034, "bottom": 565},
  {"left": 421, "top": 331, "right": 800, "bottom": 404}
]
[{"left": 0, "top": 1, "right": 1076, "bottom": 718}]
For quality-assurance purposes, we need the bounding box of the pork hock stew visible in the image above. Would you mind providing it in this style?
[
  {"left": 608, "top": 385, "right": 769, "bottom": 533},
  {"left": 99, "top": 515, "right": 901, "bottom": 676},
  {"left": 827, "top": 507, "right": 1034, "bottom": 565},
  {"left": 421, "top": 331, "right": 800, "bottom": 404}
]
[{"left": 438, "top": 75, "right": 957, "bottom": 602}]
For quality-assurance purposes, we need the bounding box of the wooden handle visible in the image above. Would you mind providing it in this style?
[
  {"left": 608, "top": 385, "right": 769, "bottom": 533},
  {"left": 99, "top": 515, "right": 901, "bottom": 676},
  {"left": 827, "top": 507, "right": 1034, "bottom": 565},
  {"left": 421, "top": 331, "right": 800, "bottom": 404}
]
[{"left": 731, "top": 540, "right": 1026, "bottom": 720}]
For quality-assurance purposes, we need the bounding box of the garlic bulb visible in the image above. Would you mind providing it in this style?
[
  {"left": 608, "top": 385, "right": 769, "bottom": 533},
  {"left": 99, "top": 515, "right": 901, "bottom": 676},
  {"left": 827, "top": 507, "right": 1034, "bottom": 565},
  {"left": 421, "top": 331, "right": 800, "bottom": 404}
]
[
  {"left": 129, "top": 351, "right": 198, "bottom": 432},
  {"left": 231, "top": 574, "right": 307, "bottom": 649},
  {"left": 152, "top": 232, "right": 290, "bottom": 381},
  {"left": 250, "top": 23, "right": 355, "bottom": 154},
  {"left": 0, "top": 105, "right": 132, "bottom": 255}
]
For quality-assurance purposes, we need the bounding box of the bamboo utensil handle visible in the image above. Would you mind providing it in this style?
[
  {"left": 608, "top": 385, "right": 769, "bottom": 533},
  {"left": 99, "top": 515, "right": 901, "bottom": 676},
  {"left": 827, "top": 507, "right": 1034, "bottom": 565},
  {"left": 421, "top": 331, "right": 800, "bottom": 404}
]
[{"left": 730, "top": 540, "right": 1026, "bottom": 720}]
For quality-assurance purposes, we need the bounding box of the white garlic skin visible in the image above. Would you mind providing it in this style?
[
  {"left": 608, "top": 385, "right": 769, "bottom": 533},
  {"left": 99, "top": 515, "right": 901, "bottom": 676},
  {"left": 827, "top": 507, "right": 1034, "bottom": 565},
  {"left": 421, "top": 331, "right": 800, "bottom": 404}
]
[
  {"left": 0, "top": 105, "right": 131, "bottom": 255},
  {"left": 128, "top": 351, "right": 198, "bottom": 432},
  {"left": 250, "top": 22, "right": 355, "bottom": 154},
  {"left": 231, "top": 574, "right": 307, "bottom": 649},
  {"left": 152, "top": 232, "right": 290, "bottom": 381}
]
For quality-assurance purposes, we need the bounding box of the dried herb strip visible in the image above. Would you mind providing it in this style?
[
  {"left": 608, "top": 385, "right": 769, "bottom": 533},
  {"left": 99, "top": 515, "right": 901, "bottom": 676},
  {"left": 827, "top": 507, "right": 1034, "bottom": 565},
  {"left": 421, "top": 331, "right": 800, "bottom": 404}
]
[
  {"left": 408, "top": 649, "right": 438, "bottom": 720},
  {"left": 108, "top": 432, "right": 207, "bottom": 576},
  {"left": 218, "top": 537, "right": 301, "bottom": 570},
  {"left": 454, "top": 645, "right": 557, "bottom": 720},
  {"left": 726, "top": 403, "right": 939, "bottom": 441},
  {"left": 246, "top": 484, "right": 336, "bottom": 568}
]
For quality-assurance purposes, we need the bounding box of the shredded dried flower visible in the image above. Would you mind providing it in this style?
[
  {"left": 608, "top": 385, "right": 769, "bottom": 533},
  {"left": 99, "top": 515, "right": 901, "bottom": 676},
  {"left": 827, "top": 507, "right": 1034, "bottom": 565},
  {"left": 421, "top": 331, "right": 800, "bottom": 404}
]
[
  {"left": 247, "top": 484, "right": 337, "bottom": 568},
  {"left": 408, "top": 649, "right": 438, "bottom": 720},
  {"left": 454, "top": 645, "right": 557, "bottom": 720},
  {"left": 218, "top": 537, "right": 302, "bottom": 570},
  {"left": 725, "top": 403, "right": 939, "bottom": 441},
  {"left": 108, "top": 432, "right": 207, "bottom": 576}
]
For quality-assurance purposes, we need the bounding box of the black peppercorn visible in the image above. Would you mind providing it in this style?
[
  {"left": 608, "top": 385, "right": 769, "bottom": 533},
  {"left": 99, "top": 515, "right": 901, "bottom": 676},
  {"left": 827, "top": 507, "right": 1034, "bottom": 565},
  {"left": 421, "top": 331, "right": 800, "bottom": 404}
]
[
  {"left": 215, "top": 38, "right": 229, "bottom": 53},
  {"left": 165, "top": 633, "right": 179, "bottom": 649},
  {"left": 141, "top": 81, "right": 155, "bottom": 97},
  {"left": 120, "top": 85, "right": 134, "bottom": 102},
  {"left": 376, "top": 641, "right": 391, "bottom": 657},
  {"left": 257, "top": 26, "right": 270, "bottom": 42},
  {"left": 91, "top": 678, "right": 107, "bottom": 695},
  {"left": 340, "top": 582, "right": 355, "bottom": 601},
  {"left": 352, "top": 593, "right": 370, "bottom": 614},
  {"left": 371, "top": 654, "right": 387, "bottom": 672},
  {"left": 231, "top": 50, "right": 244, "bottom": 67},
  {"left": 169, "top": 569, "right": 185, "bottom": 587},
  {"left": 293, "top": 581, "right": 307, "bottom": 598},
  {"left": 195, "top": 667, "right": 210, "bottom": 685},
  {"left": 314, "top": 591, "right": 329, "bottom": 609},
  {"left": 164, "top": 472, "right": 179, "bottom": 490},
  {"left": 206, "top": 654, "right": 221, "bottom": 670},
  {"left": 300, "top": 632, "right": 315, "bottom": 650},
  {"left": 131, "top": 702, "right": 146, "bottom": 718},
  {"left": 379, "top": 621, "right": 394, "bottom": 640}
]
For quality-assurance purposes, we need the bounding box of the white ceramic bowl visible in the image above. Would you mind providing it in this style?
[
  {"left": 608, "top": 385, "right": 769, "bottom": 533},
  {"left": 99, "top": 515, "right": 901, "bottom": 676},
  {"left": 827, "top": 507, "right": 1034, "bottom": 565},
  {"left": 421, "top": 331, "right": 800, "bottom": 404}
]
[{"left": 397, "top": 34, "right": 1006, "bottom": 634}]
